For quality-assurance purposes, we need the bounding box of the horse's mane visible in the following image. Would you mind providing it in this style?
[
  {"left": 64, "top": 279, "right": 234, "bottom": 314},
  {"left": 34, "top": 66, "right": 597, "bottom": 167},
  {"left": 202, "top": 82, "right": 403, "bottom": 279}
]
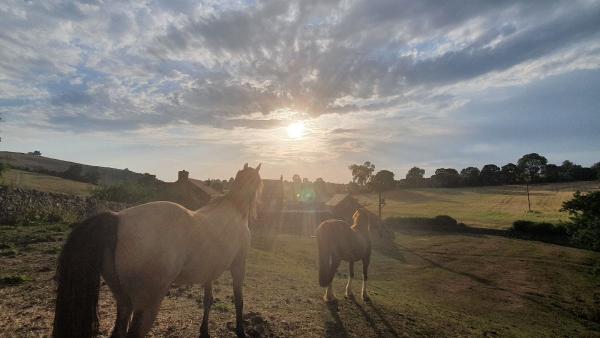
[
  {"left": 350, "top": 208, "right": 369, "bottom": 231},
  {"left": 204, "top": 165, "right": 263, "bottom": 221}
]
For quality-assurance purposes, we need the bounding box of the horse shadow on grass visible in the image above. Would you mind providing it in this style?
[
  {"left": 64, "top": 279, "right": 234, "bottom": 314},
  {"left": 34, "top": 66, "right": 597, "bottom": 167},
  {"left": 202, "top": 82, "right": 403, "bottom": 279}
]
[
  {"left": 324, "top": 301, "right": 349, "bottom": 338},
  {"left": 324, "top": 297, "right": 401, "bottom": 338},
  {"left": 349, "top": 297, "right": 400, "bottom": 338}
]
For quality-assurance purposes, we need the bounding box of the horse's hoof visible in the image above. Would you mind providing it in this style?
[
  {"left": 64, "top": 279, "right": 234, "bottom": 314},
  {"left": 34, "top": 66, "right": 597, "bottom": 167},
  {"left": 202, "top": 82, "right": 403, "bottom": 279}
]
[
  {"left": 199, "top": 333, "right": 210, "bottom": 338},
  {"left": 235, "top": 329, "right": 246, "bottom": 338},
  {"left": 345, "top": 293, "right": 355, "bottom": 299}
]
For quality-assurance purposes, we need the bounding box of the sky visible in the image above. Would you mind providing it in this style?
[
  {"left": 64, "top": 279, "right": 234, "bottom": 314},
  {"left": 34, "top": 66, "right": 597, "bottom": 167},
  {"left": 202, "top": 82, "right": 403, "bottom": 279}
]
[{"left": 1, "top": 0, "right": 599, "bottom": 183}]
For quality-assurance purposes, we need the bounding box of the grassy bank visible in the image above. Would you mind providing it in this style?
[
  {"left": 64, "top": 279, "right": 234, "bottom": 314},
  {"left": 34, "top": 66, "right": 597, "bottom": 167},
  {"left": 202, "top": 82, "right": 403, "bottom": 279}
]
[{"left": 1, "top": 169, "right": 96, "bottom": 196}]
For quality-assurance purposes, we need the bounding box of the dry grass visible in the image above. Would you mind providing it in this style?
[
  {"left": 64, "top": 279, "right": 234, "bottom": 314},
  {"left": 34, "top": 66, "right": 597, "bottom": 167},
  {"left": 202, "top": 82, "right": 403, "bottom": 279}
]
[
  {"left": 1, "top": 223, "right": 599, "bottom": 337},
  {"left": 1, "top": 169, "right": 95, "bottom": 196},
  {"left": 356, "top": 181, "right": 600, "bottom": 229}
]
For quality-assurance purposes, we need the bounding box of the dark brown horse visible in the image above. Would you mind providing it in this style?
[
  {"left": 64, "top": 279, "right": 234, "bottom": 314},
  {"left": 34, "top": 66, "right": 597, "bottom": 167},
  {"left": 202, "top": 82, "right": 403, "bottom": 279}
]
[{"left": 316, "top": 208, "right": 371, "bottom": 302}]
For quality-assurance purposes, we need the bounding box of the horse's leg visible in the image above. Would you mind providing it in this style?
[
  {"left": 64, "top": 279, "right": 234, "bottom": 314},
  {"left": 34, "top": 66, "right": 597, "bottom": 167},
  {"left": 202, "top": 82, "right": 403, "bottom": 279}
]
[
  {"left": 110, "top": 298, "right": 132, "bottom": 338},
  {"left": 199, "top": 282, "right": 214, "bottom": 338},
  {"left": 361, "top": 255, "right": 370, "bottom": 301},
  {"left": 323, "top": 256, "right": 341, "bottom": 302},
  {"left": 126, "top": 302, "right": 161, "bottom": 338},
  {"left": 231, "top": 252, "right": 247, "bottom": 337},
  {"left": 345, "top": 261, "right": 354, "bottom": 298}
]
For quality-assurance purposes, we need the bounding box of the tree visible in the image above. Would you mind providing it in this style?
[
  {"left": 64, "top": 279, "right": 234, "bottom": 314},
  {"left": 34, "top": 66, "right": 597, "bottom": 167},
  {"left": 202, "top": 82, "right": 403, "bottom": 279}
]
[
  {"left": 431, "top": 168, "right": 460, "bottom": 187},
  {"left": 292, "top": 174, "right": 301, "bottom": 184},
  {"left": 517, "top": 153, "right": 547, "bottom": 212},
  {"left": 346, "top": 181, "right": 360, "bottom": 194},
  {"left": 370, "top": 170, "right": 395, "bottom": 219},
  {"left": 501, "top": 163, "right": 520, "bottom": 184},
  {"left": 314, "top": 178, "right": 327, "bottom": 198},
  {"left": 406, "top": 167, "right": 425, "bottom": 180},
  {"left": 561, "top": 191, "right": 600, "bottom": 251},
  {"left": 208, "top": 179, "right": 224, "bottom": 192},
  {"left": 348, "top": 161, "right": 375, "bottom": 186},
  {"left": 405, "top": 166, "right": 425, "bottom": 187},
  {"left": 571, "top": 166, "right": 597, "bottom": 181},
  {"left": 592, "top": 162, "right": 600, "bottom": 180},
  {"left": 480, "top": 164, "right": 501, "bottom": 185},
  {"left": 460, "top": 167, "right": 480, "bottom": 186},
  {"left": 28, "top": 150, "right": 42, "bottom": 156},
  {"left": 544, "top": 164, "right": 561, "bottom": 183},
  {"left": 517, "top": 153, "right": 548, "bottom": 183},
  {"left": 558, "top": 160, "right": 576, "bottom": 181},
  {"left": 370, "top": 170, "right": 395, "bottom": 192}
]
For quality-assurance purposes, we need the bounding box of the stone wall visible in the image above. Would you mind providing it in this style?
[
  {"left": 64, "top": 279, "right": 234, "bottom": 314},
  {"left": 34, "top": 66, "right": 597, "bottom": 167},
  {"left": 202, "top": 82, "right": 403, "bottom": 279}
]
[{"left": 0, "top": 186, "right": 129, "bottom": 224}]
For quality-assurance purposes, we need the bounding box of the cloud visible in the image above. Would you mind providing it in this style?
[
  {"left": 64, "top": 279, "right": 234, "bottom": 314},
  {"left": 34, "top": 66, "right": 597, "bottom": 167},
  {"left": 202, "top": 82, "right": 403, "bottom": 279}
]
[{"left": 0, "top": 0, "right": 599, "bottom": 174}]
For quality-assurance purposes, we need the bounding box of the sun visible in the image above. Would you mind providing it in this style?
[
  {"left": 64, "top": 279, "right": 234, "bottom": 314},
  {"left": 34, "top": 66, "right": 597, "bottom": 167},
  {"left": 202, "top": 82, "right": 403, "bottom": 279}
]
[{"left": 287, "top": 121, "right": 305, "bottom": 139}]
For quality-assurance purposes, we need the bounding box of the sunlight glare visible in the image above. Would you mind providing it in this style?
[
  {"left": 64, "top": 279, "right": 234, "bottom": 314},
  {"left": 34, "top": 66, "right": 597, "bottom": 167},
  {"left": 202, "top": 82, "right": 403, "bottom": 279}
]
[{"left": 287, "top": 121, "right": 305, "bottom": 139}]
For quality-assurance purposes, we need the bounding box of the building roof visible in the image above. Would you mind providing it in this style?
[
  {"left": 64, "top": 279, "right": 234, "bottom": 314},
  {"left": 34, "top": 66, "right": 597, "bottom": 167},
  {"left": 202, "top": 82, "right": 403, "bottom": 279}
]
[
  {"left": 325, "top": 193, "right": 351, "bottom": 207},
  {"left": 189, "top": 178, "right": 224, "bottom": 197}
]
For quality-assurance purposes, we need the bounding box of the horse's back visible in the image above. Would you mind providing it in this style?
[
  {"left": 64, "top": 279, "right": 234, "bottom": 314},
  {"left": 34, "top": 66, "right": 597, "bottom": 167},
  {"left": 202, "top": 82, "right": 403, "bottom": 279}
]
[
  {"left": 316, "top": 219, "right": 369, "bottom": 261},
  {"left": 317, "top": 219, "right": 349, "bottom": 230},
  {"left": 114, "top": 201, "right": 195, "bottom": 307}
]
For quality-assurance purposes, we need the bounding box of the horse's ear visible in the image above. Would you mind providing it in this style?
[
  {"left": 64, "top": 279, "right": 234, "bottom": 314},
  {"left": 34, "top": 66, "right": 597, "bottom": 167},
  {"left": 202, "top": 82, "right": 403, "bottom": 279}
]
[
  {"left": 243, "top": 163, "right": 248, "bottom": 169},
  {"left": 256, "top": 163, "right": 261, "bottom": 172}
]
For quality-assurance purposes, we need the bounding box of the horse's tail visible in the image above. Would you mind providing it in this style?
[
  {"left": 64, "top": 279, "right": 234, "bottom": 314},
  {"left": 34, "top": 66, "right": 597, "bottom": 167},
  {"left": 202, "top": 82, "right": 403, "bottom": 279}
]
[
  {"left": 317, "top": 225, "right": 334, "bottom": 287},
  {"left": 52, "top": 212, "right": 119, "bottom": 338}
]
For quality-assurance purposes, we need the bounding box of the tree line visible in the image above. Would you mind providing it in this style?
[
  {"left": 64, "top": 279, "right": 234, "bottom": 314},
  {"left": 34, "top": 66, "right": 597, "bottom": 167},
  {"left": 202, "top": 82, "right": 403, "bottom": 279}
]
[{"left": 349, "top": 153, "right": 600, "bottom": 190}]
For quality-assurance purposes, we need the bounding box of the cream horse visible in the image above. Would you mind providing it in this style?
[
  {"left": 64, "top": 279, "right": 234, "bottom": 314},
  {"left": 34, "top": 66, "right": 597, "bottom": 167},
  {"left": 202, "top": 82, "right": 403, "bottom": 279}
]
[
  {"left": 52, "top": 163, "right": 262, "bottom": 338},
  {"left": 316, "top": 208, "right": 371, "bottom": 302}
]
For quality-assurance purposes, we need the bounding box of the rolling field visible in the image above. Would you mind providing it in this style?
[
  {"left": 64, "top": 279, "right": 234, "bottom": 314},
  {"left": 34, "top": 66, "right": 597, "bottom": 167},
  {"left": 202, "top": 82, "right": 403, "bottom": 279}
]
[
  {"left": 1, "top": 169, "right": 96, "bottom": 196},
  {"left": 1, "top": 223, "right": 599, "bottom": 337},
  {"left": 356, "top": 181, "right": 600, "bottom": 229}
]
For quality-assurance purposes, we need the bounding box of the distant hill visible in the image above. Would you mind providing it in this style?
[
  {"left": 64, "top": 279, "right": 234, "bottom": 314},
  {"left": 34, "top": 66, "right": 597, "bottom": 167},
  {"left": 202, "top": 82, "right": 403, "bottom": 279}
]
[{"left": 0, "top": 151, "right": 145, "bottom": 186}]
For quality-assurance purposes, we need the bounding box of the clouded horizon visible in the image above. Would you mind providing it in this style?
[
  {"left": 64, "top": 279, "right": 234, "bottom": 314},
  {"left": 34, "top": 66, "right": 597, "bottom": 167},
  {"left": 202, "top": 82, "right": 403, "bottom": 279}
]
[{"left": 1, "top": 0, "right": 599, "bottom": 182}]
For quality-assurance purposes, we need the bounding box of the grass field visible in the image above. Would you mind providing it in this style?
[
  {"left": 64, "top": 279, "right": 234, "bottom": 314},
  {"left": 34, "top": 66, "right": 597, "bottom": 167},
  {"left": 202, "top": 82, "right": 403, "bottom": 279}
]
[
  {"left": 356, "top": 181, "right": 600, "bottom": 229},
  {"left": 1, "top": 169, "right": 96, "bottom": 196},
  {"left": 1, "top": 223, "right": 599, "bottom": 337}
]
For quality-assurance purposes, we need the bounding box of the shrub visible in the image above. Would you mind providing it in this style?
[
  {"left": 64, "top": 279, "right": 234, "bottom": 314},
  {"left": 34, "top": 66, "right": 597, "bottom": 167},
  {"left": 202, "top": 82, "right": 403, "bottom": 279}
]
[
  {"left": 561, "top": 191, "right": 600, "bottom": 251},
  {"left": 433, "top": 215, "right": 458, "bottom": 227},
  {"left": 511, "top": 220, "right": 567, "bottom": 237},
  {"left": 92, "top": 182, "right": 158, "bottom": 203}
]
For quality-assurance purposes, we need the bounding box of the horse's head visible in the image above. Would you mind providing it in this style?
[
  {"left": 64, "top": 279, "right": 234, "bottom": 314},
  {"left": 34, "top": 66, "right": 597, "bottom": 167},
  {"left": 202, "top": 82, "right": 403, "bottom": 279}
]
[
  {"left": 351, "top": 208, "right": 370, "bottom": 233},
  {"left": 230, "top": 163, "right": 263, "bottom": 219}
]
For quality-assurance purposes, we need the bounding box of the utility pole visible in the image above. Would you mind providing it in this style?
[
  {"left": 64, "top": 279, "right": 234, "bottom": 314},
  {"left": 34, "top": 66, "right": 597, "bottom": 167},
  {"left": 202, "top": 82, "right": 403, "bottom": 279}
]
[
  {"left": 526, "top": 182, "right": 531, "bottom": 212},
  {"left": 378, "top": 191, "right": 385, "bottom": 219}
]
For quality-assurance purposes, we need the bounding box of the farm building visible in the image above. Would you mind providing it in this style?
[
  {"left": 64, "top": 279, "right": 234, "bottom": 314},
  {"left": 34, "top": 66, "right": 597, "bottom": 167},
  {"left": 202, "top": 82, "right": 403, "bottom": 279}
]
[{"left": 158, "top": 170, "right": 223, "bottom": 210}]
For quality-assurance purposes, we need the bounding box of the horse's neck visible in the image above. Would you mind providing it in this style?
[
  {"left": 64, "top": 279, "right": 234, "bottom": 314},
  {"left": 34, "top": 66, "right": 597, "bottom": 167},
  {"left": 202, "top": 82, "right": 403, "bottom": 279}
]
[
  {"left": 193, "top": 199, "right": 248, "bottom": 229},
  {"left": 226, "top": 191, "right": 254, "bottom": 220},
  {"left": 351, "top": 221, "right": 369, "bottom": 240}
]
